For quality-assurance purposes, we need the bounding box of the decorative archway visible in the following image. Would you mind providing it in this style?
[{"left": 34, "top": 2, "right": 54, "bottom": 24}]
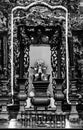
[{"left": 10, "top": 1, "right": 69, "bottom": 105}]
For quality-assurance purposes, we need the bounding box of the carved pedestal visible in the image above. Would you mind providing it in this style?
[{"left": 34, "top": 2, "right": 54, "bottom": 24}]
[
  {"left": 0, "top": 79, "right": 8, "bottom": 111},
  {"left": 69, "top": 79, "right": 79, "bottom": 122},
  {"left": 31, "top": 81, "right": 50, "bottom": 110},
  {"left": 0, "top": 79, "right": 9, "bottom": 120},
  {"left": 54, "top": 79, "right": 64, "bottom": 114},
  {"left": 17, "top": 78, "right": 27, "bottom": 112},
  {"left": 69, "top": 102, "right": 79, "bottom": 122},
  {"left": 7, "top": 104, "right": 19, "bottom": 120}
]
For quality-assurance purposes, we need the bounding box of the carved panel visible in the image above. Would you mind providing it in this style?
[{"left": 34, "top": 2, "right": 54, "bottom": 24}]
[
  {"left": 0, "top": 10, "right": 8, "bottom": 79},
  {"left": 0, "top": 11, "right": 7, "bottom": 31},
  {"left": 14, "top": 7, "right": 66, "bottom": 27},
  {"left": 8, "top": 13, "right": 12, "bottom": 92}
]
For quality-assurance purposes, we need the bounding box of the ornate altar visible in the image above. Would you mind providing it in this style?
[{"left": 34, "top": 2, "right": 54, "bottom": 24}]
[{"left": 0, "top": 0, "right": 83, "bottom": 129}]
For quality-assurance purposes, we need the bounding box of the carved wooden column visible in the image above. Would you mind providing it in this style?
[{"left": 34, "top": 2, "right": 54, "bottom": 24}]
[
  {"left": 0, "top": 34, "right": 8, "bottom": 118},
  {"left": 54, "top": 74, "right": 64, "bottom": 115},
  {"left": 69, "top": 61, "right": 79, "bottom": 121},
  {"left": 17, "top": 26, "right": 27, "bottom": 112},
  {"left": 69, "top": 31, "right": 83, "bottom": 122},
  {"left": 19, "top": 29, "right": 24, "bottom": 78},
  {"left": 54, "top": 79, "right": 64, "bottom": 114},
  {"left": 67, "top": 34, "right": 79, "bottom": 122},
  {"left": 68, "top": 37, "right": 74, "bottom": 67},
  {"left": 78, "top": 59, "right": 83, "bottom": 103},
  {"left": 0, "top": 79, "right": 9, "bottom": 120},
  {"left": 54, "top": 41, "right": 64, "bottom": 114},
  {"left": 51, "top": 25, "right": 65, "bottom": 115},
  {"left": 69, "top": 77, "right": 79, "bottom": 122},
  {"left": 0, "top": 33, "right": 9, "bottom": 120},
  {"left": 17, "top": 78, "right": 27, "bottom": 112},
  {"left": 3, "top": 34, "right": 8, "bottom": 78}
]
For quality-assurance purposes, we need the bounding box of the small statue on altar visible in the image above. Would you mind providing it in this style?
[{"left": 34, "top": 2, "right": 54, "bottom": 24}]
[
  {"left": 26, "top": 59, "right": 56, "bottom": 109},
  {"left": 31, "top": 59, "right": 50, "bottom": 82}
]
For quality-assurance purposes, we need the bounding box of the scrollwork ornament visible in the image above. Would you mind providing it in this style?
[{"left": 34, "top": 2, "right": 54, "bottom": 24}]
[
  {"left": 24, "top": 46, "right": 30, "bottom": 94},
  {"left": 51, "top": 46, "right": 57, "bottom": 74},
  {"left": 51, "top": 46, "right": 57, "bottom": 96},
  {"left": 50, "top": 0, "right": 62, "bottom": 5}
]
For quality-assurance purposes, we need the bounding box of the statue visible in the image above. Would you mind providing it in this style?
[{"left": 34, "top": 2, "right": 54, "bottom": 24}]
[
  {"left": 25, "top": 59, "right": 56, "bottom": 109},
  {"left": 31, "top": 59, "right": 50, "bottom": 82}
]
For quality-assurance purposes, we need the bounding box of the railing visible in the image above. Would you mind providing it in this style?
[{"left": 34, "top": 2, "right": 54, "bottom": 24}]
[{"left": 19, "top": 109, "right": 66, "bottom": 128}]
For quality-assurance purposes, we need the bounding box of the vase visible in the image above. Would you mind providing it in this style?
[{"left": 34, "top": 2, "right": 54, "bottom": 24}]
[{"left": 17, "top": 78, "right": 27, "bottom": 101}]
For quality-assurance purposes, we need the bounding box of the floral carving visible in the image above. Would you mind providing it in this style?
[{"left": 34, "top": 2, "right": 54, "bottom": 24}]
[
  {"left": 0, "top": 11, "right": 7, "bottom": 31},
  {"left": 71, "top": 15, "right": 83, "bottom": 30}
]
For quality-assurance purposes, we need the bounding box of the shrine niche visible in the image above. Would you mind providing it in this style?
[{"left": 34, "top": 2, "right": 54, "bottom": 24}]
[
  {"left": 6, "top": 1, "right": 83, "bottom": 125},
  {"left": 0, "top": 0, "right": 83, "bottom": 128},
  {"left": 6, "top": 1, "right": 81, "bottom": 107},
  {"left": 7, "top": 1, "right": 70, "bottom": 117}
]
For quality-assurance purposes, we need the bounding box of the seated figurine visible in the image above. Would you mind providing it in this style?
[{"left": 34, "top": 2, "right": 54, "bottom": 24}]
[
  {"left": 26, "top": 60, "right": 56, "bottom": 109},
  {"left": 31, "top": 59, "right": 50, "bottom": 82},
  {"left": 29, "top": 60, "right": 51, "bottom": 109}
]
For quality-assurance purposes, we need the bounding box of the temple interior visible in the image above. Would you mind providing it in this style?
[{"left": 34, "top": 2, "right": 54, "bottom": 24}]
[{"left": 0, "top": 0, "right": 83, "bottom": 129}]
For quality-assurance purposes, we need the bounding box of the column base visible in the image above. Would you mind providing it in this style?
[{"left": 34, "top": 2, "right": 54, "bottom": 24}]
[
  {"left": 0, "top": 111, "right": 9, "bottom": 121},
  {"left": 69, "top": 104, "right": 79, "bottom": 122}
]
